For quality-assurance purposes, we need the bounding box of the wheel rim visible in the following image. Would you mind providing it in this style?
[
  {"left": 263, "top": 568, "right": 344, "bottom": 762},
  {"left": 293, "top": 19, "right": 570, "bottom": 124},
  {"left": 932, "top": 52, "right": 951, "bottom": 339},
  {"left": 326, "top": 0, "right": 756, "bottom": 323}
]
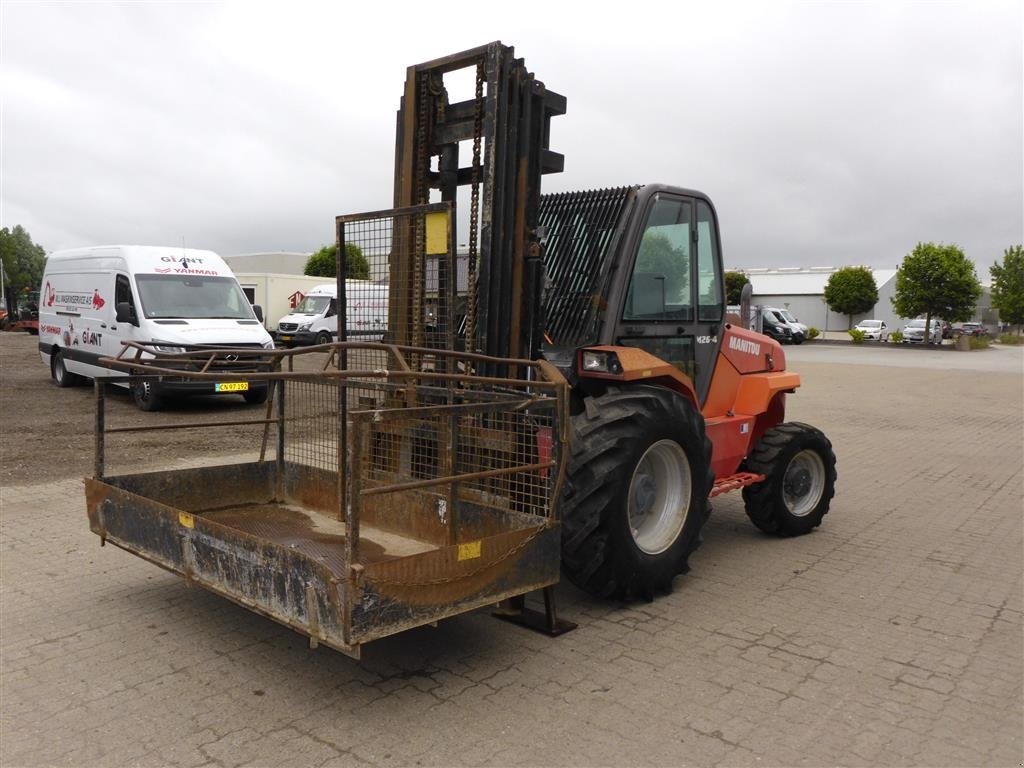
[
  {"left": 782, "top": 449, "right": 827, "bottom": 517},
  {"left": 135, "top": 381, "right": 153, "bottom": 403},
  {"left": 53, "top": 354, "right": 66, "bottom": 384},
  {"left": 627, "top": 439, "right": 691, "bottom": 555}
]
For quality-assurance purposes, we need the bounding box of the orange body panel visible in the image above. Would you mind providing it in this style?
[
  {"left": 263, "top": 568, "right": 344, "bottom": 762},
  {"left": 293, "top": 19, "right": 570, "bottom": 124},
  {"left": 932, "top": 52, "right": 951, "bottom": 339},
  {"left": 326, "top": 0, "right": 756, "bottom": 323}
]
[
  {"left": 578, "top": 345, "right": 699, "bottom": 407},
  {"left": 576, "top": 330, "right": 800, "bottom": 480}
]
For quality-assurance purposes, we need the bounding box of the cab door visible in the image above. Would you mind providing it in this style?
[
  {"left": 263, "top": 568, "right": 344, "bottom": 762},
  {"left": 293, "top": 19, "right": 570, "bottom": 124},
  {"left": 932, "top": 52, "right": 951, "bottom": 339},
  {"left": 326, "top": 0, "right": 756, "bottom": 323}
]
[
  {"left": 609, "top": 189, "right": 724, "bottom": 404},
  {"left": 100, "top": 273, "right": 145, "bottom": 372}
]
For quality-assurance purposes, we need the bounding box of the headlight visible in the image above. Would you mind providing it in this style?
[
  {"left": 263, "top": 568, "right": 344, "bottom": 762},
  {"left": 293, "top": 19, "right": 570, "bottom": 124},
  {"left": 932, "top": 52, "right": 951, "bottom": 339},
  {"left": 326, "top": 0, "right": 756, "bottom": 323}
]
[
  {"left": 262, "top": 340, "right": 276, "bottom": 350},
  {"left": 152, "top": 343, "right": 186, "bottom": 354},
  {"left": 298, "top": 323, "right": 312, "bottom": 332},
  {"left": 580, "top": 349, "right": 623, "bottom": 375}
]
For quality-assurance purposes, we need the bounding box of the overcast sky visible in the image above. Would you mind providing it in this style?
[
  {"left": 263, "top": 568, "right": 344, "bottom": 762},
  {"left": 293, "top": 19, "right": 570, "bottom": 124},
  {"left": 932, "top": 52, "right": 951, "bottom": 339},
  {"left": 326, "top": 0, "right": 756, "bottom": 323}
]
[{"left": 2, "top": 1, "right": 1021, "bottom": 276}]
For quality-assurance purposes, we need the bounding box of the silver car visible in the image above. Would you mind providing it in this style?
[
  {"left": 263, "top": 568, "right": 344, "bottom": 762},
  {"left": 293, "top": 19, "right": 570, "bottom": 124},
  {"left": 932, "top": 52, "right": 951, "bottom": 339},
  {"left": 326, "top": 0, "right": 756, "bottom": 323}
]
[{"left": 902, "top": 318, "right": 943, "bottom": 344}]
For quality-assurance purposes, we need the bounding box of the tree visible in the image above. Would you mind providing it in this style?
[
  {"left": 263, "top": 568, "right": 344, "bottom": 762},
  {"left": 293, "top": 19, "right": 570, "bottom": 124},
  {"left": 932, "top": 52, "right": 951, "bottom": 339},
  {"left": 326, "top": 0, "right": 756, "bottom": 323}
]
[
  {"left": 304, "top": 243, "right": 370, "bottom": 280},
  {"left": 990, "top": 245, "right": 1024, "bottom": 333},
  {"left": 724, "top": 270, "right": 750, "bottom": 305},
  {"left": 0, "top": 226, "right": 47, "bottom": 316},
  {"left": 823, "top": 266, "right": 878, "bottom": 328},
  {"left": 891, "top": 242, "right": 981, "bottom": 344}
]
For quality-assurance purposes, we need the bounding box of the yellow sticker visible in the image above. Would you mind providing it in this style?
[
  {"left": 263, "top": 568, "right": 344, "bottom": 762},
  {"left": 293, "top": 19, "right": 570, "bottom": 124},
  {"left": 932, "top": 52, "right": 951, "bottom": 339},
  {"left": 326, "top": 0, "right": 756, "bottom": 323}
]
[
  {"left": 179, "top": 512, "right": 195, "bottom": 529},
  {"left": 425, "top": 211, "right": 449, "bottom": 255},
  {"left": 457, "top": 541, "right": 481, "bottom": 561}
]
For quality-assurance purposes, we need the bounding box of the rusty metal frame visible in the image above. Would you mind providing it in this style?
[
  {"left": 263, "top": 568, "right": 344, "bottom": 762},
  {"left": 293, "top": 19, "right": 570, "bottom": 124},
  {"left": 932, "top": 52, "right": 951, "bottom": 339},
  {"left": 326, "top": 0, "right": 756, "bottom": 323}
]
[{"left": 87, "top": 341, "right": 569, "bottom": 656}]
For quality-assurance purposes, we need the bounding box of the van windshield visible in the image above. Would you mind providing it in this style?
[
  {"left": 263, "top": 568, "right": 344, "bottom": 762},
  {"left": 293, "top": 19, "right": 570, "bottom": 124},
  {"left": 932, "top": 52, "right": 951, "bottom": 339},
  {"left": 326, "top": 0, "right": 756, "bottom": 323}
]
[
  {"left": 294, "top": 295, "right": 332, "bottom": 315},
  {"left": 136, "top": 275, "right": 255, "bottom": 320}
]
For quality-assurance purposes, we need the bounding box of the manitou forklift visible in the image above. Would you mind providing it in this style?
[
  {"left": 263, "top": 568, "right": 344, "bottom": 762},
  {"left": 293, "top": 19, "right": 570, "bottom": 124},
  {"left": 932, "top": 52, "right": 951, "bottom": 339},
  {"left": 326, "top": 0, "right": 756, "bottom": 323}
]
[
  {"left": 342, "top": 41, "right": 837, "bottom": 602},
  {"left": 84, "top": 41, "right": 836, "bottom": 657}
]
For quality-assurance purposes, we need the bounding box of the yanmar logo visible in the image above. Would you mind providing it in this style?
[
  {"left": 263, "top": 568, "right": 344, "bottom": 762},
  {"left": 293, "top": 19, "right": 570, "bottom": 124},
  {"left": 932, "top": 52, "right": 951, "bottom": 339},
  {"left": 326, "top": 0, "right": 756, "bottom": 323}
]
[
  {"left": 157, "top": 255, "right": 219, "bottom": 275},
  {"left": 729, "top": 336, "right": 761, "bottom": 356}
]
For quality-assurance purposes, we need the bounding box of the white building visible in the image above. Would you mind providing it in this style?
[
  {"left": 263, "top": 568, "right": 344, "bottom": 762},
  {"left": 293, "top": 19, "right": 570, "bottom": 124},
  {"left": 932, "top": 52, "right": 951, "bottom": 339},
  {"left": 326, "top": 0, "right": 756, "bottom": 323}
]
[
  {"left": 222, "top": 252, "right": 311, "bottom": 274},
  {"left": 735, "top": 266, "right": 899, "bottom": 332}
]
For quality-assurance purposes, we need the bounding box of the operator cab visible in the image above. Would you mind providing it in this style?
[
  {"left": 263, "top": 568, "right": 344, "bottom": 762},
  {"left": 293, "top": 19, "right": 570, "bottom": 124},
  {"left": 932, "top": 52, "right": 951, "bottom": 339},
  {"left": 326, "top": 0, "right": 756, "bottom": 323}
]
[{"left": 540, "top": 184, "right": 725, "bottom": 404}]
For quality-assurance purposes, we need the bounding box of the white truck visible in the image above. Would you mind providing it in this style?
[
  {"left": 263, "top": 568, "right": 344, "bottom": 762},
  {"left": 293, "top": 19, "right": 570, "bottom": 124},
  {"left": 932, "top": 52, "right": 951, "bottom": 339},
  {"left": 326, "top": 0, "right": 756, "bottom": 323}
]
[
  {"left": 275, "top": 281, "right": 388, "bottom": 346},
  {"left": 38, "top": 245, "right": 275, "bottom": 410}
]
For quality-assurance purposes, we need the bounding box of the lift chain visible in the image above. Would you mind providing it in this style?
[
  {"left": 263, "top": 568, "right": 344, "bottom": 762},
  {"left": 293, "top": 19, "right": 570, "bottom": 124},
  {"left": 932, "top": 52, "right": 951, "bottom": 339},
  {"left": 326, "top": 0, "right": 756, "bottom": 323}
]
[
  {"left": 410, "top": 72, "right": 432, "bottom": 350},
  {"left": 465, "top": 61, "right": 484, "bottom": 353}
]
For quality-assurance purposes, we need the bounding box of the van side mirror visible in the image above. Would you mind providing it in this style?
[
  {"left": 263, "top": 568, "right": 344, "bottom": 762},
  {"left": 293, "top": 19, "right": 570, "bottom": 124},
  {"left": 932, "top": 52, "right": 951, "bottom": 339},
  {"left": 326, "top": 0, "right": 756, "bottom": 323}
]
[
  {"left": 116, "top": 302, "right": 138, "bottom": 325},
  {"left": 252, "top": 304, "right": 264, "bottom": 323}
]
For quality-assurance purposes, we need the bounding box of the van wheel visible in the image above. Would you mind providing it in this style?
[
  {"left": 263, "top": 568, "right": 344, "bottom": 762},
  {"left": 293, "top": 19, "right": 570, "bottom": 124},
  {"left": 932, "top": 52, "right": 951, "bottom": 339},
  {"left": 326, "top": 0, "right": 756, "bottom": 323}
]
[
  {"left": 315, "top": 331, "right": 333, "bottom": 346},
  {"left": 51, "top": 349, "right": 81, "bottom": 387},
  {"left": 243, "top": 388, "right": 268, "bottom": 405},
  {"left": 132, "top": 379, "right": 165, "bottom": 412}
]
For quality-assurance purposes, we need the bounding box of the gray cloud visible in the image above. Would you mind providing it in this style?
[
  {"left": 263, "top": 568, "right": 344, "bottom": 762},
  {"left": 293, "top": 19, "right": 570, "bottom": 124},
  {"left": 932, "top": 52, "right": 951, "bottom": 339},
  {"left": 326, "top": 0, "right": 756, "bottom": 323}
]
[{"left": 2, "top": 1, "right": 1021, "bottom": 278}]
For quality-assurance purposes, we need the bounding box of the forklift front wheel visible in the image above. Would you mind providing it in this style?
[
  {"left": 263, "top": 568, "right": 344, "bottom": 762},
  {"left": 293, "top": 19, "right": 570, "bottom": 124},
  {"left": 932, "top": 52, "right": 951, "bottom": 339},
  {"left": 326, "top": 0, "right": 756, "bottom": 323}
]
[{"left": 560, "top": 385, "right": 713, "bottom": 601}]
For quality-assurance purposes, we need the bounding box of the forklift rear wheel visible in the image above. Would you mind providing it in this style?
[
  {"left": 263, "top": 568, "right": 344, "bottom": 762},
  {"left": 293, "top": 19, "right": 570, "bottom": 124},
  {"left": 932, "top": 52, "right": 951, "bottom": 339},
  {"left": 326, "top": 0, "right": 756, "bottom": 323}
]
[
  {"left": 742, "top": 422, "right": 837, "bottom": 536},
  {"left": 560, "top": 385, "right": 713, "bottom": 601},
  {"left": 51, "top": 349, "right": 81, "bottom": 387}
]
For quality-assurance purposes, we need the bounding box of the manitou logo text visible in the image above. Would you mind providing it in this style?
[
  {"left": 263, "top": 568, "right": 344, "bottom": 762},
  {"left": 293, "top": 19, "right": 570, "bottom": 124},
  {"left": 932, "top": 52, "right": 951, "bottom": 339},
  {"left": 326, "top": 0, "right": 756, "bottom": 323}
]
[{"left": 729, "top": 336, "right": 761, "bottom": 356}]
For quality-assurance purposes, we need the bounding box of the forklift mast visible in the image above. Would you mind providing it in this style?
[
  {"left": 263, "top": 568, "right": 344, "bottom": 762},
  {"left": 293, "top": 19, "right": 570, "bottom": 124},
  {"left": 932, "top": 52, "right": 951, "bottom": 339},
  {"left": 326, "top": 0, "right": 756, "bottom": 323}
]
[{"left": 390, "top": 41, "right": 565, "bottom": 363}]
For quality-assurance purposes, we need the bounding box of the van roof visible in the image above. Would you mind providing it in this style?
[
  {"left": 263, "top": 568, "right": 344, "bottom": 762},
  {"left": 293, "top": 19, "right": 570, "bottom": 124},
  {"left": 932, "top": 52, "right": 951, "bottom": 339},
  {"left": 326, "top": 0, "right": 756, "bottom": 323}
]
[{"left": 47, "top": 245, "right": 222, "bottom": 262}]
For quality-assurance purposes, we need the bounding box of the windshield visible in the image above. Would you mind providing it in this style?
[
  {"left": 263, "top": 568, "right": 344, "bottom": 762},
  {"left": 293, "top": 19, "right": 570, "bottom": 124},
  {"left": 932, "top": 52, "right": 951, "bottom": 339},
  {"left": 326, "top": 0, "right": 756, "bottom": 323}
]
[
  {"left": 779, "top": 310, "right": 797, "bottom": 323},
  {"left": 294, "top": 295, "right": 332, "bottom": 315},
  {"left": 907, "top": 319, "right": 926, "bottom": 328},
  {"left": 135, "top": 275, "right": 254, "bottom": 320},
  {"left": 861, "top": 320, "right": 881, "bottom": 328}
]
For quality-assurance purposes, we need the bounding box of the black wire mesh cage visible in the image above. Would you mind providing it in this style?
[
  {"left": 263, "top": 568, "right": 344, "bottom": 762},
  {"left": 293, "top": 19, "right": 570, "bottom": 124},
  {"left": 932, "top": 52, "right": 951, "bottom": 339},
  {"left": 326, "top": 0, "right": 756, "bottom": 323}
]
[{"left": 337, "top": 203, "right": 462, "bottom": 355}]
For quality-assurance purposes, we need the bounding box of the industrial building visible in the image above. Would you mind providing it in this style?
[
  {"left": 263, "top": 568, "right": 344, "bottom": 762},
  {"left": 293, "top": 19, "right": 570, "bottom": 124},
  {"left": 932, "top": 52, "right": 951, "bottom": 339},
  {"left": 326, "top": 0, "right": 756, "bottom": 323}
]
[{"left": 738, "top": 266, "right": 996, "bottom": 333}]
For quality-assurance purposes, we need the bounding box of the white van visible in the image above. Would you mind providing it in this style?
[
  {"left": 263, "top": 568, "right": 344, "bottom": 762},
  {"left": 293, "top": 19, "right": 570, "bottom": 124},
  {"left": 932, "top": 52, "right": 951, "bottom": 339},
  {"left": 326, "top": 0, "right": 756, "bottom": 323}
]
[
  {"left": 38, "top": 245, "right": 275, "bottom": 410},
  {"left": 275, "top": 281, "right": 388, "bottom": 346}
]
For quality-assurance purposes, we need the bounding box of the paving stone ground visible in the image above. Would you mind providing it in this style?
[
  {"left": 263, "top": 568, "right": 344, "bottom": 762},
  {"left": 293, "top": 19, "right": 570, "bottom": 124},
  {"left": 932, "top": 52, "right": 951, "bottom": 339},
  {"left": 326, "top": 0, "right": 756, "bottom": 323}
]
[{"left": 2, "top": 348, "right": 1022, "bottom": 767}]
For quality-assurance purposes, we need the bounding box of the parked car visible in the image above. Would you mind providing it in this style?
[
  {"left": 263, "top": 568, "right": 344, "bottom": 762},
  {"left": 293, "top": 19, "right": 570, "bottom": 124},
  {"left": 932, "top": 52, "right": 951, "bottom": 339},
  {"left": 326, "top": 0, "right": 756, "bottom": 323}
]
[
  {"left": 853, "top": 319, "right": 889, "bottom": 341},
  {"left": 901, "top": 318, "right": 943, "bottom": 344},
  {"left": 955, "top": 322, "right": 988, "bottom": 338}
]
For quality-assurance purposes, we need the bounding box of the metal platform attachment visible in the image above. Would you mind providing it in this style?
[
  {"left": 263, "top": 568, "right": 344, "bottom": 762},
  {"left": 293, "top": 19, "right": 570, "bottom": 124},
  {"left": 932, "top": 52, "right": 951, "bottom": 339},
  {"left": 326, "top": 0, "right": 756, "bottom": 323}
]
[{"left": 89, "top": 342, "right": 569, "bottom": 657}]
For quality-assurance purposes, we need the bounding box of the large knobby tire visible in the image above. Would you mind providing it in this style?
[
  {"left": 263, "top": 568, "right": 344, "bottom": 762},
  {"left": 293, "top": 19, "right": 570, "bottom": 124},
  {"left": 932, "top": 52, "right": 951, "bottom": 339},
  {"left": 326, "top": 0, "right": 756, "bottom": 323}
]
[
  {"left": 742, "top": 422, "right": 837, "bottom": 536},
  {"left": 132, "top": 378, "right": 165, "bottom": 412},
  {"left": 50, "top": 349, "right": 81, "bottom": 388},
  {"left": 560, "top": 385, "right": 714, "bottom": 601}
]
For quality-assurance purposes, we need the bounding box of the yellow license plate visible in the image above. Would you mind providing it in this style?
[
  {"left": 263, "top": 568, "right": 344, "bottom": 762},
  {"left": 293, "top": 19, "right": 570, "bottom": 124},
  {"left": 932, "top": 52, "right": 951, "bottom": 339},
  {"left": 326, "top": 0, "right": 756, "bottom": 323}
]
[
  {"left": 215, "top": 382, "right": 249, "bottom": 392},
  {"left": 280, "top": 335, "right": 292, "bottom": 341}
]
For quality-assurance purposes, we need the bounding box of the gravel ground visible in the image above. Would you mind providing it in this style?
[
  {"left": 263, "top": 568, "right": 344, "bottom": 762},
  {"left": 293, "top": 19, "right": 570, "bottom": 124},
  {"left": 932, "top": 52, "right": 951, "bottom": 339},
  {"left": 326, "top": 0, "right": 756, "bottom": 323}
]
[{"left": 0, "top": 332, "right": 325, "bottom": 486}]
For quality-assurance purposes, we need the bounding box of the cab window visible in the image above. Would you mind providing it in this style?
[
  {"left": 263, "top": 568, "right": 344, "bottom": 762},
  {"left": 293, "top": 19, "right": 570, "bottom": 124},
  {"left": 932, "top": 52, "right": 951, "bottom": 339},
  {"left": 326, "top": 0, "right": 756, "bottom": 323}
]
[
  {"left": 115, "top": 274, "right": 135, "bottom": 310},
  {"left": 623, "top": 196, "right": 692, "bottom": 321},
  {"left": 696, "top": 200, "right": 723, "bottom": 322}
]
